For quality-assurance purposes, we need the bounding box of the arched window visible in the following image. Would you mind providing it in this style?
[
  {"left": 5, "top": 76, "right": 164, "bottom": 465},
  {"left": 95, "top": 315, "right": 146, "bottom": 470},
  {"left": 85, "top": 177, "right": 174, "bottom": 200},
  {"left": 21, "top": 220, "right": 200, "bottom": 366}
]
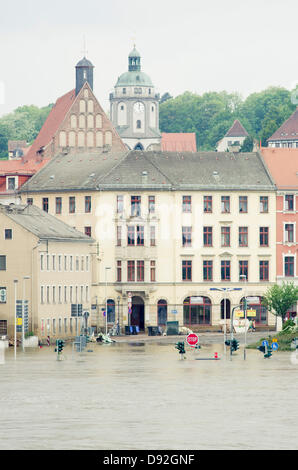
[
  {"left": 70, "top": 114, "right": 77, "bottom": 128},
  {"left": 136, "top": 119, "right": 141, "bottom": 129},
  {"left": 96, "top": 114, "right": 102, "bottom": 128},
  {"left": 88, "top": 100, "right": 94, "bottom": 113},
  {"left": 87, "top": 114, "right": 94, "bottom": 129},
  {"left": 87, "top": 131, "right": 94, "bottom": 147},
  {"left": 107, "top": 299, "right": 115, "bottom": 323},
  {"left": 105, "top": 131, "right": 112, "bottom": 146},
  {"left": 59, "top": 131, "right": 66, "bottom": 147},
  {"left": 183, "top": 296, "right": 211, "bottom": 325},
  {"left": 79, "top": 114, "right": 85, "bottom": 129},
  {"left": 240, "top": 297, "right": 267, "bottom": 325},
  {"left": 157, "top": 300, "right": 167, "bottom": 326},
  {"left": 220, "top": 299, "right": 231, "bottom": 320},
  {"left": 69, "top": 131, "right": 76, "bottom": 147},
  {"left": 78, "top": 131, "right": 85, "bottom": 147},
  {"left": 79, "top": 100, "right": 86, "bottom": 113},
  {"left": 96, "top": 131, "right": 103, "bottom": 147},
  {"left": 134, "top": 143, "right": 144, "bottom": 151}
]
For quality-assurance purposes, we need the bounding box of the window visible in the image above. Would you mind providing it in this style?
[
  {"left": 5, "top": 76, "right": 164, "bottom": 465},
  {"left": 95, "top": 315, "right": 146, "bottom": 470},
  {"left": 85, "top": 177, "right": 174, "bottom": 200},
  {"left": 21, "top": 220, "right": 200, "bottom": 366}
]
[
  {"left": 259, "top": 261, "right": 269, "bottom": 281},
  {"left": 127, "top": 260, "right": 135, "bottom": 282},
  {"left": 127, "top": 226, "right": 135, "bottom": 246},
  {"left": 85, "top": 196, "right": 91, "bottom": 213},
  {"left": 239, "top": 196, "right": 248, "bottom": 213},
  {"left": 136, "top": 119, "right": 141, "bottom": 129},
  {"left": 182, "top": 226, "right": 192, "bottom": 247},
  {"left": 221, "top": 196, "right": 230, "bottom": 213},
  {"left": 117, "top": 261, "right": 122, "bottom": 282},
  {"left": 42, "top": 197, "right": 49, "bottom": 212},
  {"left": 136, "top": 226, "right": 144, "bottom": 246},
  {"left": 70, "top": 256, "right": 73, "bottom": 271},
  {"left": 107, "top": 300, "right": 115, "bottom": 323},
  {"left": 7, "top": 177, "right": 16, "bottom": 190},
  {"left": 150, "top": 260, "right": 156, "bottom": 282},
  {"left": 260, "top": 196, "right": 268, "bottom": 213},
  {"left": 285, "top": 224, "right": 294, "bottom": 243},
  {"left": 285, "top": 194, "right": 294, "bottom": 211},
  {"left": 0, "top": 287, "right": 7, "bottom": 303},
  {"left": 0, "top": 320, "right": 7, "bottom": 335},
  {"left": 183, "top": 296, "right": 211, "bottom": 325},
  {"left": 182, "top": 260, "right": 192, "bottom": 281},
  {"left": 69, "top": 197, "right": 76, "bottom": 214},
  {"left": 239, "top": 227, "right": 248, "bottom": 247},
  {"left": 122, "top": 88, "right": 126, "bottom": 94},
  {"left": 137, "top": 260, "right": 144, "bottom": 282},
  {"left": 157, "top": 300, "right": 167, "bottom": 326},
  {"left": 203, "top": 260, "right": 213, "bottom": 281},
  {"left": 221, "top": 226, "right": 230, "bottom": 247},
  {"left": 52, "top": 255, "right": 56, "bottom": 271},
  {"left": 148, "top": 196, "right": 155, "bottom": 213},
  {"left": 0, "top": 256, "right": 6, "bottom": 271},
  {"left": 260, "top": 227, "right": 269, "bottom": 246},
  {"left": 85, "top": 226, "right": 92, "bottom": 237},
  {"left": 55, "top": 197, "right": 62, "bottom": 214},
  {"left": 27, "top": 198, "right": 33, "bottom": 205},
  {"left": 117, "top": 195, "right": 124, "bottom": 213},
  {"left": 203, "top": 227, "right": 212, "bottom": 247},
  {"left": 221, "top": 260, "right": 231, "bottom": 281},
  {"left": 150, "top": 226, "right": 156, "bottom": 246},
  {"left": 239, "top": 260, "right": 248, "bottom": 281},
  {"left": 76, "top": 256, "right": 79, "bottom": 271},
  {"left": 4, "top": 229, "right": 12, "bottom": 239},
  {"left": 240, "top": 296, "right": 267, "bottom": 325},
  {"left": 117, "top": 226, "right": 122, "bottom": 246},
  {"left": 182, "top": 196, "right": 191, "bottom": 213},
  {"left": 131, "top": 196, "right": 141, "bottom": 216},
  {"left": 285, "top": 256, "right": 294, "bottom": 277},
  {"left": 204, "top": 196, "right": 212, "bottom": 213}
]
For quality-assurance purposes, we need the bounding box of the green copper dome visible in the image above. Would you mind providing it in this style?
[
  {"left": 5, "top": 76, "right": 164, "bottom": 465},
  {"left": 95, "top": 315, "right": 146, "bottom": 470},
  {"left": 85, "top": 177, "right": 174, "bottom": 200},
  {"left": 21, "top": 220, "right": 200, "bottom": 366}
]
[{"left": 115, "top": 71, "right": 153, "bottom": 87}]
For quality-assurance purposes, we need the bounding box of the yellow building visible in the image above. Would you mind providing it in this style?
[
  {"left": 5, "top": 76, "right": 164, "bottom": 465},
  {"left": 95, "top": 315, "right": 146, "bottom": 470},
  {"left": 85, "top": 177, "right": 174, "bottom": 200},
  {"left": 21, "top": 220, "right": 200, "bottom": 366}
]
[
  {"left": 0, "top": 204, "right": 96, "bottom": 341},
  {"left": 19, "top": 150, "right": 277, "bottom": 332}
]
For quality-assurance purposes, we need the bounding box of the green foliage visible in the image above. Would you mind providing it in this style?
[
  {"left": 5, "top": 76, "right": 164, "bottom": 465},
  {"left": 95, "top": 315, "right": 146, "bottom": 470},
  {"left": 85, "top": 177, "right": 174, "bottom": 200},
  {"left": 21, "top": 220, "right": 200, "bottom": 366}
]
[
  {"left": 0, "top": 103, "right": 53, "bottom": 159},
  {"left": 159, "top": 86, "right": 296, "bottom": 151},
  {"left": 262, "top": 282, "right": 298, "bottom": 323},
  {"left": 240, "top": 135, "right": 254, "bottom": 152}
]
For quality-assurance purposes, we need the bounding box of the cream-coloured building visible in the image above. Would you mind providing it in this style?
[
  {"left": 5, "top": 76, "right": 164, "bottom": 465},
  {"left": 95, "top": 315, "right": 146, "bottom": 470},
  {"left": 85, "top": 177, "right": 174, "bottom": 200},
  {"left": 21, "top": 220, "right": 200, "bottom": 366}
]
[
  {"left": 19, "top": 150, "right": 277, "bottom": 332},
  {"left": 0, "top": 204, "right": 96, "bottom": 341}
]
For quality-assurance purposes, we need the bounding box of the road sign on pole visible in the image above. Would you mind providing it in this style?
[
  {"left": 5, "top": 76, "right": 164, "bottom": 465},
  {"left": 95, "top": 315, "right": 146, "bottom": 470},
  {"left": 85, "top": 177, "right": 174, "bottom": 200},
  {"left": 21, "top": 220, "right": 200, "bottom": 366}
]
[{"left": 186, "top": 333, "right": 199, "bottom": 347}]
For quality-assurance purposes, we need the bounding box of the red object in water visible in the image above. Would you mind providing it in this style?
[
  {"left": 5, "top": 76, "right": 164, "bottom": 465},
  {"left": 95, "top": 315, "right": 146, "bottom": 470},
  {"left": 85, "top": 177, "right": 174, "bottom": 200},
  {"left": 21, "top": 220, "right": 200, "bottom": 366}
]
[
  {"left": 214, "top": 352, "right": 218, "bottom": 359},
  {"left": 186, "top": 333, "right": 199, "bottom": 347}
]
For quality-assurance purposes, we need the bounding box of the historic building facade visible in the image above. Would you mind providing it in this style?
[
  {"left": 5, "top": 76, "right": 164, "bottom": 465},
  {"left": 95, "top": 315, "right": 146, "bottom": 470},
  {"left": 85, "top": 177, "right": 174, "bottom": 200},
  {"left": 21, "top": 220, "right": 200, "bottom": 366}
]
[
  {"left": 19, "top": 150, "right": 277, "bottom": 334},
  {"left": 110, "top": 47, "right": 161, "bottom": 151}
]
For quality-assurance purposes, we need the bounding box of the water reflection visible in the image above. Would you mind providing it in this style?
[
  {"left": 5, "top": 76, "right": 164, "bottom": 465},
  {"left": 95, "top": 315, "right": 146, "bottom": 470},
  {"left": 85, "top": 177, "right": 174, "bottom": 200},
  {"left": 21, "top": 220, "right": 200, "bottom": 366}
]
[{"left": 0, "top": 341, "right": 297, "bottom": 450}]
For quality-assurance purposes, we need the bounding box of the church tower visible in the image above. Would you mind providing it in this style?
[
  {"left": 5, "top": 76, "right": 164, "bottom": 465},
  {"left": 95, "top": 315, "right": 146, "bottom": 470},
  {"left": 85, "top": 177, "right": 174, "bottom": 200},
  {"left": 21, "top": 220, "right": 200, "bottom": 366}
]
[
  {"left": 110, "top": 47, "right": 161, "bottom": 150},
  {"left": 75, "top": 56, "right": 94, "bottom": 96}
]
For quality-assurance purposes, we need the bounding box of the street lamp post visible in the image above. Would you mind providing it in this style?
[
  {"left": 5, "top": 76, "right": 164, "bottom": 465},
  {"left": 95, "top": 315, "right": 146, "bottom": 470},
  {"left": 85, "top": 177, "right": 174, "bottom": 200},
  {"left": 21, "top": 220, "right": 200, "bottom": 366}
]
[
  {"left": 240, "top": 274, "right": 248, "bottom": 360},
  {"left": 22, "top": 276, "right": 30, "bottom": 353},
  {"left": 210, "top": 287, "right": 242, "bottom": 354},
  {"left": 105, "top": 267, "right": 111, "bottom": 335},
  {"left": 13, "top": 279, "right": 18, "bottom": 360}
]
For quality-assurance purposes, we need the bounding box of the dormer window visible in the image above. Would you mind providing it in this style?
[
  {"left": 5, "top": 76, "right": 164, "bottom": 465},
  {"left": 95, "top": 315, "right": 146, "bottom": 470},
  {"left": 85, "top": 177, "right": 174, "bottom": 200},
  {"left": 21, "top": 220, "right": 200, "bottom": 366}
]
[
  {"left": 83, "top": 70, "right": 87, "bottom": 80},
  {"left": 7, "top": 177, "right": 16, "bottom": 190}
]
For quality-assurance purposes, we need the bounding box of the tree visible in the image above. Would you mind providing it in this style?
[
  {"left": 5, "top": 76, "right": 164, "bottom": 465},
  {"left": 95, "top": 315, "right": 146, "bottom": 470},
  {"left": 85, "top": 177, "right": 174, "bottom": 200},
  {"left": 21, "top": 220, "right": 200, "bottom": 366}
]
[
  {"left": 262, "top": 282, "right": 298, "bottom": 324},
  {"left": 159, "top": 92, "right": 173, "bottom": 104},
  {"left": 240, "top": 135, "right": 254, "bottom": 152}
]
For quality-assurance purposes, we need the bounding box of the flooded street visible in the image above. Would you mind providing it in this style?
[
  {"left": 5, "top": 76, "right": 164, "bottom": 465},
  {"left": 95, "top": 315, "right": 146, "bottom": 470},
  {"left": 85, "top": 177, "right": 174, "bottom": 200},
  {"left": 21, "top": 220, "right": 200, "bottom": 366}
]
[{"left": 0, "top": 339, "right": 297, "bottom": 450}]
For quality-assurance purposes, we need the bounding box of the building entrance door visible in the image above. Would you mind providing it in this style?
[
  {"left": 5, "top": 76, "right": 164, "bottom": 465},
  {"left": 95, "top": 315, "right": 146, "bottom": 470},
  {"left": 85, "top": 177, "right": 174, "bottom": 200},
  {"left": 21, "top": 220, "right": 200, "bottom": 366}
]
[{"left": 131, "top": 296, "right": 145, "bottom": 330}]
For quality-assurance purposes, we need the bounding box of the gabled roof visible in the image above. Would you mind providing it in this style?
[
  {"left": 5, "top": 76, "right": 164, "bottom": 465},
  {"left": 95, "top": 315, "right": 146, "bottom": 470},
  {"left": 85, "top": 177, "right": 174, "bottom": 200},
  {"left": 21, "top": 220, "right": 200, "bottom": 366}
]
[
  {"left": 25, "top": 89, "right": 75, "bottom": 160},
  {"left": 19, "top": 150, "right": 275, "bottom": 192},
  {"left": 0, "top": 204, "right": 94, "bottom": 242},
  {"left": 161, "top": 133, "right": 197, "bottom": 152},
  {"left": 268, "top": 108, "right": 298, "bottom": 142},
  {"left": 261, "top": 148, "right": 298, "bottom": 189},
  {"left": 225, "top": 120, "right": 249, "bottom": 138}
]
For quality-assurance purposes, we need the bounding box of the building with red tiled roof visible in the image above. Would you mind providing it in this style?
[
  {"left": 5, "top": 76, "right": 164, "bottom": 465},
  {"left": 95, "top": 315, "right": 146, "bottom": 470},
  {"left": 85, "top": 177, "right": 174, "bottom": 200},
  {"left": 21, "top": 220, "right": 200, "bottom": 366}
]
[
  {"left": 161, "top": 133, "right": 197, "bottom": 152},
  {"left": 217, "top": 120, "right": 249, "bottom": 152},
  {"left": 261, "top": 147, "right": 298, "bottom": 319},
  {"left": 267, "top": 108, "right": 298, "bottom": 148}
]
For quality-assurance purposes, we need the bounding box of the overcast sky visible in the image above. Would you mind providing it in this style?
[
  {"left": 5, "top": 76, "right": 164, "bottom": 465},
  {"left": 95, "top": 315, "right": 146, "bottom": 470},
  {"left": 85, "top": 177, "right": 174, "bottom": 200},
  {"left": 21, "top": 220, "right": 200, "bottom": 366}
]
[{"left": 1, "top": 0, "right": 298, "bottom": 116}]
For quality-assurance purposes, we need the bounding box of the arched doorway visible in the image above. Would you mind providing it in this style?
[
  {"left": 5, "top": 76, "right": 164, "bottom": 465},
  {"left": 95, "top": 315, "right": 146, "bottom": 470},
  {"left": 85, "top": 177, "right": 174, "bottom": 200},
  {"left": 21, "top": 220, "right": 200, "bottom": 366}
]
[
  {"left": 220, "top": 299, "right": 231, "bottom": 320},
  {"left": 157, "top": 299, "right": 167, "bottom": 327},
  {"left": 134, "top": 142, "right": 144, "bottom": 150},
  {"left": 131, "top": 296, "right": 145, "bottom": 330}
]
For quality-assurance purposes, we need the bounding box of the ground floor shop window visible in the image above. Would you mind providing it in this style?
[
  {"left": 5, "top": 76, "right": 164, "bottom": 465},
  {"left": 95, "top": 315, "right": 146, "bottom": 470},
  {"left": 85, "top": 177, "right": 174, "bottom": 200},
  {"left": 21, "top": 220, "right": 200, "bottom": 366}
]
[
  {"left": 157, "top": 299, "right": 167, "bottom": 326},
  {"left": 183, "top": 296, "right": 211, "bottom": 325},
  {"left": 107, "top": 299, "right": 115, "bottom": 323},
  {"left": 240, "top": 296, "right": 267, "bottom": 324}
]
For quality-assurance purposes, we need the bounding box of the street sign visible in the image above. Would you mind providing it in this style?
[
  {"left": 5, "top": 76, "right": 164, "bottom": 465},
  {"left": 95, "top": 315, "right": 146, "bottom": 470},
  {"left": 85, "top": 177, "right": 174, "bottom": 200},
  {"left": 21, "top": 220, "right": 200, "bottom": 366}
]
[
  {"left": 271, "top": 342, "right": 278, "bottom": 351},
  {"left": 171, "top": 309, "right": 178, "bottom": 314},
  {"left": 246, "top": 297, "right": 259, "bottom": 304},
  {"left": 190, "top": 296, "right": 203, "bottom": 304},
  {"left": 235, "top": 310, "right": 244, "bottom": 317},
  {"left": 262, "top": 340, "right": 269, "bottom": 347},
  {"left": 186, "top": 333, "right": 199, "bottom": 347}
]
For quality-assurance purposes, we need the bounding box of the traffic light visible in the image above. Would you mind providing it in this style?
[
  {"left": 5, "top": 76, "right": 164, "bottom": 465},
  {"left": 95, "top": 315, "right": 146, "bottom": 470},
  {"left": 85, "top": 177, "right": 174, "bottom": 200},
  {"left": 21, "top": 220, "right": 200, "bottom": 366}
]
[
  {"left": 258, "top": 345, "right": 266, "bottom": 353},
  {"left": 55, "top": 339, "right": 65, "bottom": 353},
  {"left": 175, "top": 341, "right": 186, "bottom": 355},
  {"left": 231, "top": 339, "right": 239, "bottom": 352},
  {"left": 225, "top": 340, "right": 231, "bottom": 346},
  {"left": 264, "top": 345, "right": 272, "bottom": 359}
]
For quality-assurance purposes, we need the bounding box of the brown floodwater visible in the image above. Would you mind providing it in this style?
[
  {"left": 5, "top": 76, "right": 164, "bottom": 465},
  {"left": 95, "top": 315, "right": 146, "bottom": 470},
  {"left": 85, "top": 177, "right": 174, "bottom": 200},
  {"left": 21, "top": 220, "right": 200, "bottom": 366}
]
[{"left": 0, "top": 340, "right": 297, "bottom": 450}]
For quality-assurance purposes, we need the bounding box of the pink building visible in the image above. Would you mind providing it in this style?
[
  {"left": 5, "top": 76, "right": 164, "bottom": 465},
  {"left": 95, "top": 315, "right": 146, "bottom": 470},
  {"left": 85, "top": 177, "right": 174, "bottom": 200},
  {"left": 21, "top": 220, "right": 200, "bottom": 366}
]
[{"left": 262, "top": 148, "right": 298, "bottom": 318}]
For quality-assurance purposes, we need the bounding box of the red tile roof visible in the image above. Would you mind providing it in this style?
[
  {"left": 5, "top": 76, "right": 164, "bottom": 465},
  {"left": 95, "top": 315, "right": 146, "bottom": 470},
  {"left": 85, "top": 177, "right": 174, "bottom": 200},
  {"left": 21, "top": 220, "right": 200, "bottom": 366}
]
[
  {"left": 225, "top": 120, "right": 248, "bottom": 137},
  {"left": 25, "top": 89, "right": 75, "bottom": 160},
  {"left": 261, "top": 148, "right": 298, "bottom": 189},
  {"left": 0, "top": 158, "right": 49, "bottom": 176},
  {"left": 161, "top": 133, "right": 197, "bottom": 152},
  {"left": 268, "top": 108, "right": 298, "bottom": 142}
]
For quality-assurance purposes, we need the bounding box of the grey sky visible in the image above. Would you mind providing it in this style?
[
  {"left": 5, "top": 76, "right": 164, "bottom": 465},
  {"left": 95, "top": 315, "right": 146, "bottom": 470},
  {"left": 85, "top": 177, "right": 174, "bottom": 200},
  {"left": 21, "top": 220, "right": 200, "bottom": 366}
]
[{"left": 1, "top": 0, "right": 298, "bottom": 117}]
